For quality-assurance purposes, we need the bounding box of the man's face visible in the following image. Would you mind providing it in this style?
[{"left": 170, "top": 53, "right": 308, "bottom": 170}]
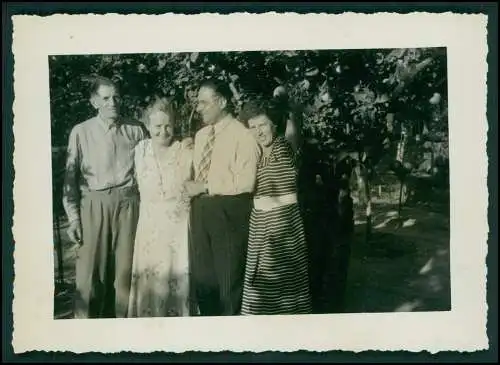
[
  {"left": 91, "top": 84, "right": 120, "bottom": 121},
  {"left": 196, "top": 86, "right": 225, "bottom": 125}
]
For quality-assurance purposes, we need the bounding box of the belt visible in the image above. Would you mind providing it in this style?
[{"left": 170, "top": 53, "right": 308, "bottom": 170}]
[
  {"left": 253, "top": 193, "right": 298, "bottom": 211},
  {"left": 83, "top": 185, "right": 138, "bottom": 196}
]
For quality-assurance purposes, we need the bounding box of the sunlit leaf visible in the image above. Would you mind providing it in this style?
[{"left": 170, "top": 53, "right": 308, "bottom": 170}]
[
  {"left": 190, "top": 52, "right": 199, "bottom": 63},
  {"left": 299, "top": 79, "right": 310, "bottom": 91},
  {"left": 137, "top": 63, "right": 146, "bottom": 72},
  {"left": 305, "top": 67, "right": 319, "bottom": 77}
]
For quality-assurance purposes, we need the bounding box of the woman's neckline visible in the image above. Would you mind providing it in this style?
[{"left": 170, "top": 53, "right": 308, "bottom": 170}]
[
  {"left": 260, "top": 137, "right": 280, "bottom": 164},
  {"left": 150, "top": 139, "right": 179, "bottom": 166},
  {"left": 150, "top": 139, "right": 176, "bottom": 149}
]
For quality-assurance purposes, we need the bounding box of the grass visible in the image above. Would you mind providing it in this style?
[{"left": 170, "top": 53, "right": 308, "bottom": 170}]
[
  {"left": 53, "top": 182, "right": 451, "bottom": 318},
  {"left": 343, "top": 197, "right": 451, "bottom": 313},
  {"left": 53, "top": 219, "right": 77, "bottom": 319}
]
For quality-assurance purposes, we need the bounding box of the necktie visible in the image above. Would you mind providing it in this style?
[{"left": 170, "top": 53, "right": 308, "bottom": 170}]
[{"left": 196, "top": 125, "right": 215, "bottom": 183}]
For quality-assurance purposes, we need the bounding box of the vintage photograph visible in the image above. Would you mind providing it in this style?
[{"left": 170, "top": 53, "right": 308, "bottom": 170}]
[
  {"left": 11, "top": 11, "right": 490, "bottom": 354},
  {"left": 49, "top": 48, "right": 451, "bottom": 320}
]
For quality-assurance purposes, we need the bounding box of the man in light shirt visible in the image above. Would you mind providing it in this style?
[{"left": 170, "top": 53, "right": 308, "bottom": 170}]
[
  {"left": 63, "top": 76, "right": 146, "bottom": 318},
  {"left": 185, "top": 79, "right": 261, "bottom": 316}
]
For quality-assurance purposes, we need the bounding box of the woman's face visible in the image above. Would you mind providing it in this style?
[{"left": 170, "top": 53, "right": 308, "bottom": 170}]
[
  {"left": 248, "top": 114, "right": 276, "bottom": 148},
  {"left": 148, "top": 110, "right": 174, "bottom": 146}
]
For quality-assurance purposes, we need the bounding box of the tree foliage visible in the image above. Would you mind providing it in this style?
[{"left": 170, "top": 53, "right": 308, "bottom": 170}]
[{"left": 50, "top": 48, "right": 449, "bottom": 220}]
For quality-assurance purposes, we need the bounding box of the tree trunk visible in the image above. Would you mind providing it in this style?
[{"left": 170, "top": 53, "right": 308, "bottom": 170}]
[
  {"left": 396, "top": 127, "right": 408, "bottom": 162},
  {"left": 355, "top": 161, "right": 372, "bottom": 244},
  {"left": 398, "top": 178, "right": 405, "bottom": 226},
  {"left": 396, "top": 129, "right": 408, "bottom": 225},
  {"left": 396, "top": 140, "right": 405, "bottom": 162},
  {"left": 55, "top": 214, "right": 64, "bottom": 284},
  {"left": 431, "top": 146, "right": 435, "bottom": 175},
  {"left": 364, "top": 175, "right": 372, "bottom": 244},
  {"left": 345, "top": 122, "right": 351, "bottom": 135}
]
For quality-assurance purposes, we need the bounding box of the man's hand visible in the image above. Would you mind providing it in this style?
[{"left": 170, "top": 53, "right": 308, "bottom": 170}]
[
  {"left": 181, "top": 137, "right": 194, "bottom": 149},
  {"left": 67, "top": 220, "right": 83, "bottom": 246},
  {"left": 183, "top": 181, "right": 206, "bottom": 198}
]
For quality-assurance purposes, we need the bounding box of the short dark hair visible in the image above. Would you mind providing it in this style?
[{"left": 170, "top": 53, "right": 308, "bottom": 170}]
[
  {"left": 199, "top": 78, "right": 234, "bottom": 112},
  {"left": 239, "top": 97, "right": 288, "bottom": 135},
  {"left": 82, "top": 75, "right": 118, "bottom": 98}
]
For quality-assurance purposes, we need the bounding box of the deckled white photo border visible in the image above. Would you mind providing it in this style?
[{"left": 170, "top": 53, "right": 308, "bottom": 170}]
[{"left": 11, "top": 12, "right": 489, "bottom": 354}]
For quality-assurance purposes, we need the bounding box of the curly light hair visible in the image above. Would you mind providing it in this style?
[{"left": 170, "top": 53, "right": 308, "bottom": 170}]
[{"left": 141, "top": 96, "right": 181, "bottom": 139}]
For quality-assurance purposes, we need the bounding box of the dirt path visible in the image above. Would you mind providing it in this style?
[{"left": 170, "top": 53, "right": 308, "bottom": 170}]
[{"left": 53, "top": 201, "right": 450, "bottom": 318}]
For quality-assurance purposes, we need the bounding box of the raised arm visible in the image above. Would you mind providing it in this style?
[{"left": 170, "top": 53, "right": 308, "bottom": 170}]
[{"left": 283, "top": 138, "right": 299, "bottom": 175}]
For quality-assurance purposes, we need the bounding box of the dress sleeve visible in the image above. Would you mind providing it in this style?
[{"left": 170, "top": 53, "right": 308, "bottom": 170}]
[
  {"left": 277, "top": 137, "right": 299, "bottom": 174},
  {"left": 133, "top": 140, "right": 146, "bottom": 182}
]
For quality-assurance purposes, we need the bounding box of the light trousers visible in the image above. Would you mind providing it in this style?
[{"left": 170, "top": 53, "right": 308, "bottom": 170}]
[{"left": 74, "top": 186, "right": 139, "bottom": 319}]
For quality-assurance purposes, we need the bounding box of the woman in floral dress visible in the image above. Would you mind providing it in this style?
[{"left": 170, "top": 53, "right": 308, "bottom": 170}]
[{"left": 127, "top": 97, "right": 195, "bottom": 317}]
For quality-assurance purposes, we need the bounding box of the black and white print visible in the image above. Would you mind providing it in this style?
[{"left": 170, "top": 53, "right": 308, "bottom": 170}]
[
  {"left": 11, "top": 12, "right": 489, "bottom": 354},
  {"left": 49, "top": 47, "right": 451, "bottom": 319}
]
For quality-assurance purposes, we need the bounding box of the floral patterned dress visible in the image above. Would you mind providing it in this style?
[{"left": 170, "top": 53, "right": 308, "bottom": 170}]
[{"left": 127, "top": 139, "right": 194, "bottom": 317}]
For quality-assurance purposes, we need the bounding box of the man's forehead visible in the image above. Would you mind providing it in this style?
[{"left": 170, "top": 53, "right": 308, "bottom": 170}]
[
  {"left": 197, "top": 86, "right": 216, "bottom": 99},
  {"left": 96, "top": 84, "right": 118, "bottom": 97}
]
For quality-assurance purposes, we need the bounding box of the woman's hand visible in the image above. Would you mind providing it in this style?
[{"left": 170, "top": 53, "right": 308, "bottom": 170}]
[{"left": 183, "top": 180, "right": 206, "bottom": 198}]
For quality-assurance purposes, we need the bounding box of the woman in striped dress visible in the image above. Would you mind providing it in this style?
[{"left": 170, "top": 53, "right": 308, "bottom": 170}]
[{"left": 239, "top": 99, "right": 312, "bottom": 315}]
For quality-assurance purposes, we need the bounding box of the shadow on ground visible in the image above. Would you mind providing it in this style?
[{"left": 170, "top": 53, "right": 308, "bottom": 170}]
[
  {"left": 53, "top": 190, "right": 451, "bottom": 318},
  {"left": 343, "top": 198, "right": 451, "bottom": 313}
]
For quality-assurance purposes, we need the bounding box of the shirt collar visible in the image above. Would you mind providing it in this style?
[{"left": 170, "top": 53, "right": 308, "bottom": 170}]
[
  {"left": 212, "top": 113, "right": 232, "bottom": 134},
  {"left": 96, "top": 115, "right": 120, "bottom": 132}
]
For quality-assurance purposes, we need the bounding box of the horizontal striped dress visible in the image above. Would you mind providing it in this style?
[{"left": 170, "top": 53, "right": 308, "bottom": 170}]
[{"left": 241, "top": 137, "right": 312, "bottom": 315}]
